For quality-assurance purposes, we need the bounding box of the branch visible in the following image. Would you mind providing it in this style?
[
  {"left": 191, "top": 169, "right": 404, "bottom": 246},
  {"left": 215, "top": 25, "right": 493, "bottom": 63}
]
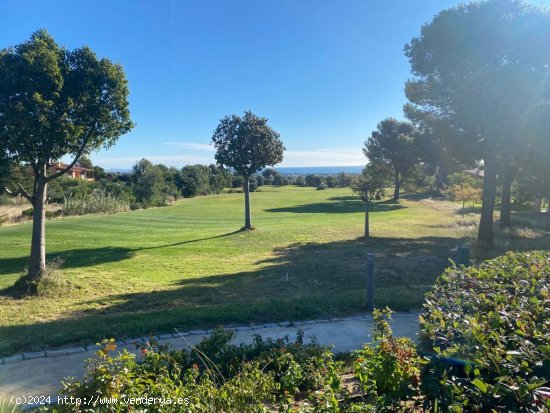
[
  {"left": 4, "top": 183, "right": 33, "bottom": 203},
  {"left": 45, "top": 125, "right": 96, "bottom": 182}
]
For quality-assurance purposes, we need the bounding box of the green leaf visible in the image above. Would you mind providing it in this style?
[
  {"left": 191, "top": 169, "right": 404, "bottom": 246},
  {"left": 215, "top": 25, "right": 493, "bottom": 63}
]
[{"left": 472, "top": 378, "right": 488, "bottom": 393}]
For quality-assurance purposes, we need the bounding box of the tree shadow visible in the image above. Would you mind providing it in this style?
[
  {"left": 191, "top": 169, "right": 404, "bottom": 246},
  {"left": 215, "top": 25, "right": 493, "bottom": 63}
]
[
  {"left": 0, "top": 230, "right": 244, "bottom": 279},
  {"left": 454, "top": 205, "right": 481, "bottom": 215},
  {"left": 265, "top": 197, "right": 406, "bottom": 214},
  {"left": 139, "top": 230, "right": 243, "bottom": 250},
  {"left": 0, "top": 247, "right": 136, "bottom": 279},
  {"left": 0, "top": 235, "right": 461, "bottom": 355}
]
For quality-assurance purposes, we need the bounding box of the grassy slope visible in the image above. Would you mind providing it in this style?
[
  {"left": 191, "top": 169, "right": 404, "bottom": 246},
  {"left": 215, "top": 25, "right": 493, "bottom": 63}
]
[{"left": 0, "top": 186, "right": 469, "bottom": 355}]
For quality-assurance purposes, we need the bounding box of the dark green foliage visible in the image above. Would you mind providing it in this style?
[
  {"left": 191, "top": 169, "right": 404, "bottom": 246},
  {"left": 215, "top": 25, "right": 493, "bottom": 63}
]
[
  {"left": 262, "top": 168, "right": 279, "bottom": 184},
  {"left": 419, "top": 251, "right": 550, "bottom": 412},
  {"left": 272, "top": 173, "right": 289, "bottom": 186},
  {"left": 208, "top": 164, "right": 231, "bottom": 194},
  {"left": 351, "top": 163, "right": 391, "bottom": 202},
  {"left": 305, "top": 174, "right": 324, "bottom": 188},
  {"left": 211, "top": 111, "right": 284, "bottom": 179},
  {"left": 405, "top": 0, "right": 550, "bottom": 246},
  {"left": 364, "top": 118, "right": 418, "bottom": 201},
  {"left": 0, "top": 30, "right": 133, "bottom": 169},
  {"left": 254, "top": 174, "right": 265, "bottom": 186},
  {"left": 177, "top": 165, "right": 210, "bottom": 198},
  {"left": 248, "top": 175, "right": 258, "bottom": 192},
  {"left": 231, "top": 173, "right": 244, "bottom": 189},
  {"left": 55, "top": 330, "right": 342, "bottom": 412},
  {"left": 130, "top": 159, "right": 176, "bottom": 208},
  {"left": 294, "top": 175, "right": 306, "bottom": 187}
]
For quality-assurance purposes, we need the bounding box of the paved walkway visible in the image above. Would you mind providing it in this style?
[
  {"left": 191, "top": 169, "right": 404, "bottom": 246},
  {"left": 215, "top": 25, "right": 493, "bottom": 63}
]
[{"left": 0, "top": 313, "right": 419, "bottom": 404}]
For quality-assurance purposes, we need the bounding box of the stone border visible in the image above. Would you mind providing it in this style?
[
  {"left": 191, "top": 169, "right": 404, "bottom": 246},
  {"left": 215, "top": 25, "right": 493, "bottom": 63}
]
[{"left": 0, "top": 312, "right": 418, "bottom": 364}]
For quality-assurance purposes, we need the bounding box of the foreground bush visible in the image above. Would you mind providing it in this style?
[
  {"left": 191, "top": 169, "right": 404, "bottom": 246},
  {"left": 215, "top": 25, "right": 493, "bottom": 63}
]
[
  {"left": 42, "top": 331, "right": 343, "bottom": 412},
  {"left": 419, "top": 251, "right": 550, "bottom": 411}
]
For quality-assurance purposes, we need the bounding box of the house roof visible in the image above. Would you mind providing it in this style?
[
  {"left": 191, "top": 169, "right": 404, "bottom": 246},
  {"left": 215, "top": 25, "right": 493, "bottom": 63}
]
[
  {"left": 51, "top": 162, "right": 93, "bottom": 172},
  {"left": 464, "top": 167, "right": 484, "bottom": 178}
]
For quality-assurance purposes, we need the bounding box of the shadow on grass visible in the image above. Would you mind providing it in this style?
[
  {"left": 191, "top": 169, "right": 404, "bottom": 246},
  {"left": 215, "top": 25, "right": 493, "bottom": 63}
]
[
  {"left": 139, "top": 230, "right": 243, "bottom": 250},
  {"left": 0, "top": 231, "right": 243, "bottom": 280},
  {"left": 0, "top": 235, "right": 460, "bottom": 355},
  {"left": 265, "top": 197, "right": 406, "bottom": 214},
  {"left": 454, "top": 205, "right": 481, "bottom": 215},
  {"left": 0, "top": 246, "right": 136, "bottom": 279}
]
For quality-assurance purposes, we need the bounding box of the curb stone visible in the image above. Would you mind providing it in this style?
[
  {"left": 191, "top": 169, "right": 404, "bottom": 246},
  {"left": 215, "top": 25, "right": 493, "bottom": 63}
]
[
  {"left": 66, "top": 347, "right": 86, "bottom": 355},
  {"left": 23, "top": 351, "right": 45, "bottom": 360},
  {"left": 188, "top": 329, "right": 207, "bottom": 335},
  {"left": 294, "top": 320, "right": 317, "bottom": 326},
  {"left": 3, "top": 354, "right": 24, "bottom": 363},
  {"left": 45, "top": 349, "right": 68, "bottom": 358}
]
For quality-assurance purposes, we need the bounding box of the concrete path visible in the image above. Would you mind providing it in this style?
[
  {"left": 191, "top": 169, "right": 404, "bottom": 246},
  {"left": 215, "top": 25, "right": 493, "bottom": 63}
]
[{"left": 0, "top": 312, "right": 419, "bottom": 404}]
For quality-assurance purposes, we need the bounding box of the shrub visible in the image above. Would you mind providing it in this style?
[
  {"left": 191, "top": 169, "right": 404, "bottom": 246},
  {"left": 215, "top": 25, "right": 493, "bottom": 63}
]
[
  {"left": 63, "top": 190, "right": 129, "bottom": 216},
  {"left": 316, "top": 183, "right": 328, "bottom": 191},
  {"left": 55, "top": 330, "right": 342, "bottom": 412},
  {"left": 419, "top": 251, "right": 550, "bottom": 412},
  {"left": 353, "top": 308, "right": 421, "bottom": 407}
]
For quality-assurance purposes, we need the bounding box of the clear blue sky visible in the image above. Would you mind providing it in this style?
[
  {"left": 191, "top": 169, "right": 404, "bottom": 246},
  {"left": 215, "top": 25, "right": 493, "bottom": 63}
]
[{"left": 3, "top": 0, "right": 544, "bottom": 168}]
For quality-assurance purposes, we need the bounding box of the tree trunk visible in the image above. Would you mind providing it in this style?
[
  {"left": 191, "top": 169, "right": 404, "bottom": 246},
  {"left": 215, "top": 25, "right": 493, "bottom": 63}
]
[
  {"left": 477, "top": 155, "right": 497, "bottom": 248},
  {"left": 364, "top": 198, "right": 370, "bottom": 238},
  {"left": 243, "top": 176, "right": 253, "bottom": 230},
  {"left": 499, "top": 169, "right": 513, "bottom": 230},
  {"left": 28, "top": 178, "right": 48, "bottom": 281},
  {"left": 436, "top": 163, "right": 448, "bottom": 193},
  {"left": 533, "top": 197, "right": 542, "bottom": 213},
  {"left": 393, "top": 170, "right": 400, "bottom": 201}
]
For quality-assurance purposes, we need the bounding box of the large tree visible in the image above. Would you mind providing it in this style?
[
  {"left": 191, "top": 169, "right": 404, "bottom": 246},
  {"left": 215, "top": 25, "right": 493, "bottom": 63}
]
[
  {"left": 211, "top": 111, "right": 284, "bottom": 230},
  {"left": 363, "top": 118, "right": 417, "bottom": 201},
  {"left": 405, "top": 0, "right": 550, "bottom": 247},
  {"left": 0, "top": 30, "right": 133, "bottom": 284}
]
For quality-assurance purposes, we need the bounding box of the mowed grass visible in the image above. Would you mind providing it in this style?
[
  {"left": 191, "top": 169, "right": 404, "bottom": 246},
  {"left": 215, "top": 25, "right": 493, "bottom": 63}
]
[{"left": 0, "top": 186, "right": 470, "bottom": 355}]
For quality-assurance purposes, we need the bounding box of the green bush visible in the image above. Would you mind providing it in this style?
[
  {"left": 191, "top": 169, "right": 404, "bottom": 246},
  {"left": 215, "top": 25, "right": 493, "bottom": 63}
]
[
  {"left": 49, "top": 330, "right": 343, "bottom": 412},
  {"left": 63, "top": 190, "right": 129, "bottom": 216},
  {"left": 353, "top": 308, "right": 421, "bottom": 406},
  {"left": 419, "top": 251, "right": 550, "bottom": 412}
]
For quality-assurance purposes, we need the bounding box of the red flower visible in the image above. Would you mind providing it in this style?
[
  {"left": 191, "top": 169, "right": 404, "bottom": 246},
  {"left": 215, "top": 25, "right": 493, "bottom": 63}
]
[
  {"left": 141, "top": 348, "right": 149, "bottom": 355},
  {"left": 192, "top": 363, "right": 199, "bottom": 370}
]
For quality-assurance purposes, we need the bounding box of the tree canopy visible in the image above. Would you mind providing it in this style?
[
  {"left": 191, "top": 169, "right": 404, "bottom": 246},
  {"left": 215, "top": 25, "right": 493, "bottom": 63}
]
[
  {"left": 404, "top": 0, "right": 550, "bottom": 246},
  {"left": 363, "top": 118, "right": 417, "bottom": 201},
  {"left": 212, "top": 111, "right": 284, "bottom": 179}
]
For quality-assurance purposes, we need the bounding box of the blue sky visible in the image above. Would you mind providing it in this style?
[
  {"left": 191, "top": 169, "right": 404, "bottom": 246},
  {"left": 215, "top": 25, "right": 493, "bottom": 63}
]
[{"left": 2, "top": 0, "right": 545, "bottom": 168}]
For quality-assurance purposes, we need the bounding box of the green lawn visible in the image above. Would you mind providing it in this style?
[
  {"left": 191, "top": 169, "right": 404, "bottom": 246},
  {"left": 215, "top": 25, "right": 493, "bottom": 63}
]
[{"left": 0, "top": 186, "right": 470, "bottom": 356}]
